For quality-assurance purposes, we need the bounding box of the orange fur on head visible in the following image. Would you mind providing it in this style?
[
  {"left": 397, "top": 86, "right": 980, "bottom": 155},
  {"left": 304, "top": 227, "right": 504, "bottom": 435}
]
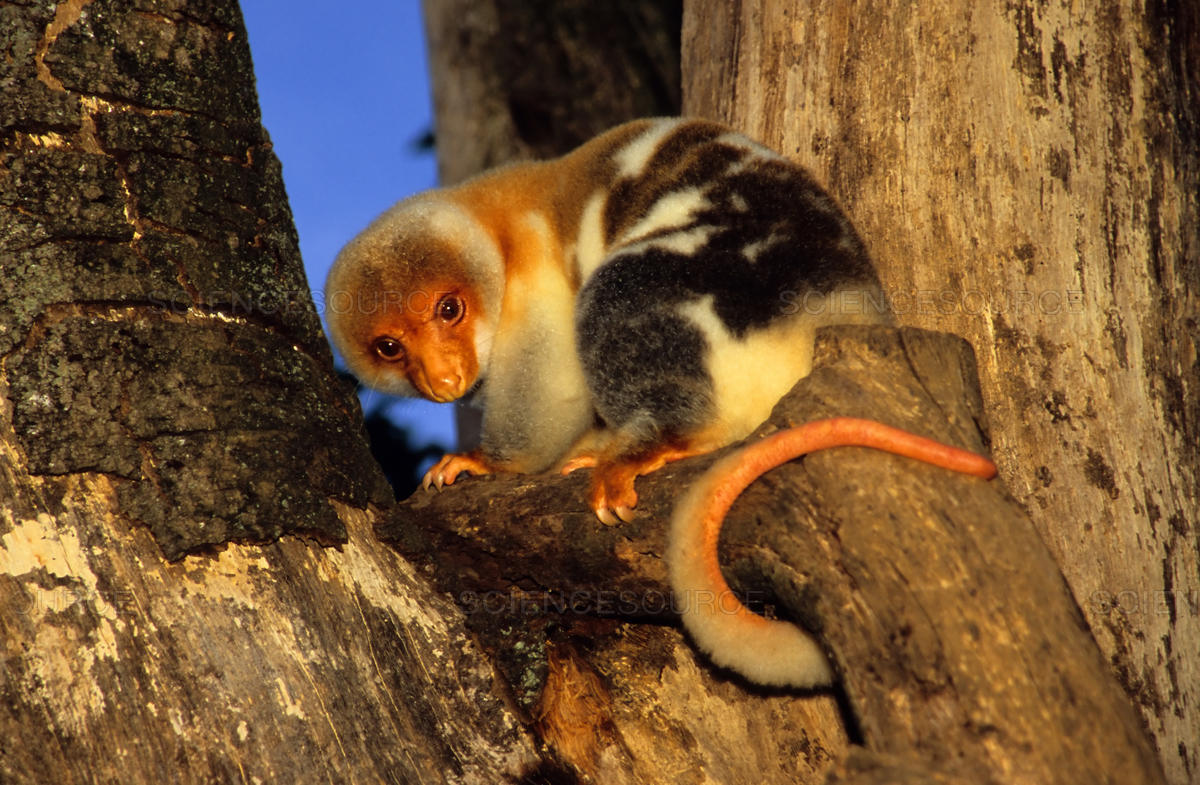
[{"left": 325, "top": 195, "right": 505, "bottom": 401}]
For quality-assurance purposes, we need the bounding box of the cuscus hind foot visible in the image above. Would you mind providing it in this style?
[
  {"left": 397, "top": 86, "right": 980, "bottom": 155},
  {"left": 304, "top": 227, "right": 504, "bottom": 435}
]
[{"left": 585, "top": 443, "right": 709, "bottom": 525}]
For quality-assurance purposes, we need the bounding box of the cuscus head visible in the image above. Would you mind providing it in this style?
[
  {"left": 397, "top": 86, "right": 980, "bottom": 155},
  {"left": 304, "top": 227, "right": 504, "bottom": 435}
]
[{"left": 324, "top": 194, "right": 504, "bottom": 402}]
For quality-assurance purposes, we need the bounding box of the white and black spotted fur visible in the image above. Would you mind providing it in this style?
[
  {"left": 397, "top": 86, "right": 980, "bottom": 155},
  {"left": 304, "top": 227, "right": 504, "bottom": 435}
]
[
  {"left": 327, "top": 117, "right": 889, "bottom": 481},
  {"left": 572, "top": 120, "right": 886, "bottom": 452}
]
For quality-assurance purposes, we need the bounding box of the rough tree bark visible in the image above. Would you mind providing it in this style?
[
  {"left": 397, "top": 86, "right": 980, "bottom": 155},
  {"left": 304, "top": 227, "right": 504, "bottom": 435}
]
[
  {"left": 3, "top": 0, "right": 1182, "bottom": 782},
  {"left": 683, "top": 2, "right": 1198, "bottom": 781},
  {"left": 0, "top": 2, "right": 540, "bottom": 782}
]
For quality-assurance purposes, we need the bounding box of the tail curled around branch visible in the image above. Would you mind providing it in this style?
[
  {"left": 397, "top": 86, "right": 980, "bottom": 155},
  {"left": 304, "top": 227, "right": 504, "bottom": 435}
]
[{"left": 665, "top": 417, "right": 998, "bottom": 688}]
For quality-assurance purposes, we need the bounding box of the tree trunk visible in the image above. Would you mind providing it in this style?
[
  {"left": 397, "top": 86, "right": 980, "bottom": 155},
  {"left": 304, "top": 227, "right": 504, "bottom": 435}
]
[
  {"left": 422, "top": 0, "right": 682, "bottom": 184},
  {"left": 0, "top": 2, "right": 539, "bottom": 781},
  {"left": 683, "top": 1, "right": 1198, "bottom": 782}
]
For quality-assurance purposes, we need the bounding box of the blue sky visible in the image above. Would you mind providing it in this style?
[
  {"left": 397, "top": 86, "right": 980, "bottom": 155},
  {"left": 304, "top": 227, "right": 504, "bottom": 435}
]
[{"left": 241, "top": 3, "right": 455, "bottom": 450}]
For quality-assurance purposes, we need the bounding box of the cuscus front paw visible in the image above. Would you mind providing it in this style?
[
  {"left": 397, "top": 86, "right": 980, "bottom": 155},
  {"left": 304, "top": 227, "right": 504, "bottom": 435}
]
[{"left": 422, "top": 452, "right": 496, "bottom": 490}]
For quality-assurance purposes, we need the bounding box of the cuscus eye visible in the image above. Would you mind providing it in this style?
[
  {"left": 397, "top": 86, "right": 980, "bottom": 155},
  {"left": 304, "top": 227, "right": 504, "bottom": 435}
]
[
  {"left": 436, "top": 295, "right": 464, "bottom": 323},
  {"left": 371, "top": 336, "right": 404, "bottom": 361}
]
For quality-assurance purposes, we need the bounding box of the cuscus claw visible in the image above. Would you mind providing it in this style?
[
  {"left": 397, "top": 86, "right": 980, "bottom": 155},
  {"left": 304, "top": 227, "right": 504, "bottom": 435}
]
[
  {"left": 593, "top": 504, "right": 637, "bottom": 526},
  {"left": 595, "top": 506, "right": 620, "bottom": 526}
]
